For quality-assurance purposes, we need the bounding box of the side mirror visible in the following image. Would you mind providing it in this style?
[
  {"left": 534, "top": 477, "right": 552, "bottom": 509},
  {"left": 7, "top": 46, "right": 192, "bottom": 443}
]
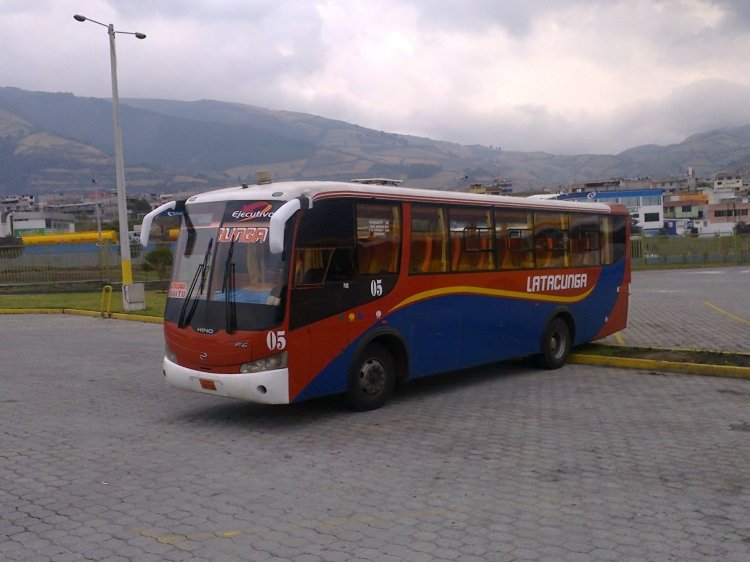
[
  {"left": 139, "top": 200, "right": 184, "bottom": 246},
  {"left": 269, "top": 198, "right": 302, "bottom": 254}
]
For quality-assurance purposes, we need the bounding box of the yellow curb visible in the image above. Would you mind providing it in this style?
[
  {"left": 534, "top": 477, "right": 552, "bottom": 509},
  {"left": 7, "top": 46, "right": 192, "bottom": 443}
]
[
  {"left": 569, "top": 353, "right": 750, "bottom": 379},
  {"left": 110, "top": 312, "right": 163, "bottom": 324},
  {"left": 0, "top": 307, "right": 162, "bottom": 323},
  {"left": 64, "top": 308, "right": 101, "bottom": 318},
  {"left": 0, "top": 307, "right": 65, "bottom": 314}
]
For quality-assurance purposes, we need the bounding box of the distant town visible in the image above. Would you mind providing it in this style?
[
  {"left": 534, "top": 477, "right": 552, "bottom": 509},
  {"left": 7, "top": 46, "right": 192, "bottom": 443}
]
[{"left": 1, "top": 168, "right": 750, "bottom": 240}]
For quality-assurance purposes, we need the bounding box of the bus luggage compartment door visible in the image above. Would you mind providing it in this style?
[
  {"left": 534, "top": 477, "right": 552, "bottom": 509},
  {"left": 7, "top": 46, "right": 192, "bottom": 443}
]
[{"left": 408, "top": 311, "right": 461, "bottom": 377}]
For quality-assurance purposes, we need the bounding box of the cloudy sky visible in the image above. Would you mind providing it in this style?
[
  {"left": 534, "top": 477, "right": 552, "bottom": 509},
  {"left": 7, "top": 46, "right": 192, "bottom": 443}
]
[{"left": 3, "top": 0, "right": 750, "bottom": 155}]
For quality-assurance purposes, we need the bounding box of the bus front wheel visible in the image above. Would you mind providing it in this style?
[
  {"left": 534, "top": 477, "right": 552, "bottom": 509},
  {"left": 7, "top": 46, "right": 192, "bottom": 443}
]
[
  {"left": 348, "top": 343, "right": 395, "bottom": 411},
  {"left": 539, "top": 317, "right": 571, "bottom": 369}
]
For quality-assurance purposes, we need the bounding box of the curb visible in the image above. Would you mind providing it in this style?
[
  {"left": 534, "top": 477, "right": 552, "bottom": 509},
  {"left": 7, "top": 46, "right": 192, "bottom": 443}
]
[
  {"left": 0, "top": 307, "right": 163, "bottom": 324},
  {"left": 569, "top": 352, "right": 750, "bottom": 380}
]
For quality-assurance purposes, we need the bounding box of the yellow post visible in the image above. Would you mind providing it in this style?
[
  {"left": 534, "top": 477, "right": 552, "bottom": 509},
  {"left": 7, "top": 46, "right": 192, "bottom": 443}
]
[
  {"left": 100, "top": 285, "right": 113, "bottom": 318},
  {"left": 121, "top": 259, "right": 133, "bottom": 285}
]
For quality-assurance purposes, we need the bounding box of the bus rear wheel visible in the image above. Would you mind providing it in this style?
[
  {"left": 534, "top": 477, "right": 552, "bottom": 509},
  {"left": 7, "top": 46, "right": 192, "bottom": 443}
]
[
  {"left": 539, "top": 317, "right": 571, "bottom": 369},
  {"left": 348, "top": 343, "right": 395, "bottom": 411}
]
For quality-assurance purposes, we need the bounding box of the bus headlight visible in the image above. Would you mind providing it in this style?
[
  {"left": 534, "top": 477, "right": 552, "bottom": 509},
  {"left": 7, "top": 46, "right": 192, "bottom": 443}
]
[
  {"left": 240, "top": 352, "right": 288, "bottom": 373},
  {"left": 165, "top": 344, "right": 177, "bottom": 363}
]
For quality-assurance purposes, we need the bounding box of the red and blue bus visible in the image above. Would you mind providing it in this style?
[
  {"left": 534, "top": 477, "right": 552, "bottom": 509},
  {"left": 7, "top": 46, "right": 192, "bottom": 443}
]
[{"left": 141, "top": 179, "right": 629, "bottom": 410}]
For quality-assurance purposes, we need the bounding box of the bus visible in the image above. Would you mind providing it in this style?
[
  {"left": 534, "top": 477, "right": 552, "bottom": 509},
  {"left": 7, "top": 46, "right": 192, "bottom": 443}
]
[{"left": 140, "top": 179, "right": 630, "bottom": 410}]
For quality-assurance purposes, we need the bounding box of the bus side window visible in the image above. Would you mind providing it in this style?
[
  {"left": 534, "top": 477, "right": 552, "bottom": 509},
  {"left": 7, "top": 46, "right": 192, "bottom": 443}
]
[
  {"left": 449, "top": 207, "right": 494, "bottom": 272},
  {"left": 294, "top": 248, "right": 328, "bottom": 286},
  {"left": 534, "top": 212, "right": 569, "bottom": 268},
  {"left": 601, "top": 214, "right": 627, "bottom": 264},
  {"left": 410, "top": 205, "right": 448, "bottom": 273},
  {"left": 293, "top": 246, "right": 355, "bottom": 286},
  {"left": 294, "top": 199, "right": 356, "bottom": 287},
  {"left": 570, "top": 213, "right": 601, "bottom": 266},
  {"left": 495, "top": 209, "right": 533, "bottom": 269},
  {"left": 356, "top": 202, "right": 401, "bottom": 275}
]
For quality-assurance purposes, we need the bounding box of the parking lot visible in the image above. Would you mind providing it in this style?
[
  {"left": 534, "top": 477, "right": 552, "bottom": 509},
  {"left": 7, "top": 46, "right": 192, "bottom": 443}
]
[
  {"left": 601, "top": 265, "right": 750, "bottom": 353},
  {"left": 2, "top": 300, "right": 749, "bottom": 560}
]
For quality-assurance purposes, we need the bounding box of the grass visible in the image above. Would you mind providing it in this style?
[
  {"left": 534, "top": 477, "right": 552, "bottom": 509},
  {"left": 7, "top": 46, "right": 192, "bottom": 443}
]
[
  {"left": 0, "top": 290, "right": 167, "bottom": 317},
  {"left": 575, "top": 343, "right": 750, "bottom": 368}
]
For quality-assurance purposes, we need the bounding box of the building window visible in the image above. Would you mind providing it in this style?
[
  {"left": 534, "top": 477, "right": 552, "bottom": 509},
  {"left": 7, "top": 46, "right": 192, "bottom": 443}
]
[
  {"left": 640, "top": 195, "right": 663, "bottom": 206},
  {"left": 644, "top": 212, "right": 660, "bottom": 222}
]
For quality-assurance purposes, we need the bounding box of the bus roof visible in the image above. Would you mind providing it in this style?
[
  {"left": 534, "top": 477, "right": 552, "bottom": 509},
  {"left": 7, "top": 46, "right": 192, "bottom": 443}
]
[{"left": 185, "top": 180, "right": 620, "bottom": 214}]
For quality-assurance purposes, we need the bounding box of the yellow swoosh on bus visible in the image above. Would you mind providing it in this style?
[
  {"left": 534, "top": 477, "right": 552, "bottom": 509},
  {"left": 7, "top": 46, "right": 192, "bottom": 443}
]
[{"left": 389, "top": 285, "right": 595, "bottom": 313}]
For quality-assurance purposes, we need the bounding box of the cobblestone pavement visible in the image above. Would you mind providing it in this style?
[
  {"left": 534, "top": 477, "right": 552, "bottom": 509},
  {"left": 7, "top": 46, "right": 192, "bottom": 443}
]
[
  {"left": 1, "top": 314, "right": 749, "bottom": 561},
  {"left": 599, "top": 265, "right": 750, "bottom": 353}
]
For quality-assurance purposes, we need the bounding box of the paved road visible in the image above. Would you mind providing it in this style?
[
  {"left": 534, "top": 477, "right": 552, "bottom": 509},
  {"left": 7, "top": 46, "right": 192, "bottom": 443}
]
[
  {"left": 1, "top": 313, "right": 749, "bottom": 561},
  {"left": 600, "top": 265, "right": 750, "bottom": 353}
]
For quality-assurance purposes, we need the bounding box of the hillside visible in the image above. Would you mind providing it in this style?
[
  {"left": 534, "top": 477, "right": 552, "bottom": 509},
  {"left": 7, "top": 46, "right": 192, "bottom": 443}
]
[{"left": 1, "top": 86, "right": 749, "bottom": 196}]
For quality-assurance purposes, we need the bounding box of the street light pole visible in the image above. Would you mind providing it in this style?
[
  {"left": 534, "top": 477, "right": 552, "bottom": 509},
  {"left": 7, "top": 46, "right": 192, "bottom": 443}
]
[{"left": 74, "top": 14, "right": 146, "bottom": 310}]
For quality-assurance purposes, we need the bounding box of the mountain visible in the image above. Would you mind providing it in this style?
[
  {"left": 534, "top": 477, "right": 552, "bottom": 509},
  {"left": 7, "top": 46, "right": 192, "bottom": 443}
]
[{"left": 1, "top": 86, "right": 749, "bottom": 196}]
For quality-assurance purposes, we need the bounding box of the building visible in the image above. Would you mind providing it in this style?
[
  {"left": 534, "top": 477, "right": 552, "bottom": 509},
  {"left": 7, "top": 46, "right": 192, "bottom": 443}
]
[
  {"left": 5, "top": 211, "right": 76, "bottom": 236},
  {"left": 559, "top": 188, "right": 664, "bottom": 234},
  {"left": 468, "top": 178, "right": 513, "bottom": 195},
  {"left": 713, "top": 171, "right": 745, "bottom": 194}
]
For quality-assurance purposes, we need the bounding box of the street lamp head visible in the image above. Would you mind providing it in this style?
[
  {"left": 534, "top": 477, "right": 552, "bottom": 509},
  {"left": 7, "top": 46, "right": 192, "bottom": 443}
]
[
  {"left": 73, "top": 14, "right": 86, "bottom": 22},
  {"left": 135, "top": 32, "right": 147, "bottom": 39}
]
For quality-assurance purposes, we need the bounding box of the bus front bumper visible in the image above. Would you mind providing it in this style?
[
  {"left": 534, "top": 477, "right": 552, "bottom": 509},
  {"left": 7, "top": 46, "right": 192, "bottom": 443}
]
[{"left": 163, "top": 357, "right": 290, "bottom": 404}]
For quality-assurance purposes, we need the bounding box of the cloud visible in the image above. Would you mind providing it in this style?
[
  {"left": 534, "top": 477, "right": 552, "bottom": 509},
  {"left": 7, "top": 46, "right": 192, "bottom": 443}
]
[{"left": 1, "top": 0, "right": 750, "bottom": 156}]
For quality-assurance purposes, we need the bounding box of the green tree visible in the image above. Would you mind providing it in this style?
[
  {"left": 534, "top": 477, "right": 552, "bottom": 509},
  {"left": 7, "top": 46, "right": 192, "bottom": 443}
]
[{"left": 142, "top": 246, "right": 173, "bottom": 286}]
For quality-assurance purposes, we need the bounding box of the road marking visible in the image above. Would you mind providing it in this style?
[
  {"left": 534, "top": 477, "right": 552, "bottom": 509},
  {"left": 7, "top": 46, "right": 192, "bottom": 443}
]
[
  {"left": 613, "top": 331, "right": 626, "bottom": 345},
  {"left": 704, "top": 301, "right": 750, "bottom": 326}
]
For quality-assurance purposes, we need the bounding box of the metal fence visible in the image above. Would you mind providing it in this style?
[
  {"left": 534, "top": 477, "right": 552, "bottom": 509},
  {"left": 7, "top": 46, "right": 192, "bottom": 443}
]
[
  {"left": 631, "top": 233, "right": 750, "bottom": 267},
  {"left": 0, "top": 242, "right": 173, "bottom": 291},
  {"left": 2, "top": 235, "right": 749, "bottom": 292}
]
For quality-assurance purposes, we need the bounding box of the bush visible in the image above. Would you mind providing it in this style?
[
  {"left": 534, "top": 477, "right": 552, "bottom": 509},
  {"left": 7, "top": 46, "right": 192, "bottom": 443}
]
[{"left": 142, "top": 246, "right": 173, "bottom": 284}]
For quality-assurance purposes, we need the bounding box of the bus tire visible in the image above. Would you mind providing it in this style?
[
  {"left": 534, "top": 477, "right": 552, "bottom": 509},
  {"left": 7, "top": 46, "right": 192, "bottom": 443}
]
[
  {"left": 539, "top": 317, "right": 571, "bottom": 369},
  {"left": 347, "top": 343, "right": 395, "bottom": 411}
]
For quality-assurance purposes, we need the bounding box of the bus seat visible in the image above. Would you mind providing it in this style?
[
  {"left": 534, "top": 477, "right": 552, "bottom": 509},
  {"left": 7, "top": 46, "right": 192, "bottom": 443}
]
[
  {"left": 429, "top": 238, "right": 447, "bottom": 272},
  {"left": 570, "top": 234, "right": 586, "bottom": 266},
  {"left": 358, "top": 243, "right": 373, "bottom": 274},
  {"left": 420, "top": 235, "right": 433, "bottom": 272},
  {"left": 385, "top": 240, "right": 399, "bottom": 272},
  {"left": 302, "top": 268, "right": 325, "bottom": 284},
  {"left": 581, "top": 237, "right": 598, "bottom": 266},
  {"left": 537, "top": 237, "right": 554, "bottom": 267},
  {"left": 451, "top": 237, "right": 462, "bottom": 271}
]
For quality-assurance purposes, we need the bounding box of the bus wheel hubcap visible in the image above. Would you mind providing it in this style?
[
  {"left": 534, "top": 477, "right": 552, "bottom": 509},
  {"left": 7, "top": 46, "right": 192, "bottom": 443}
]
[
  {"left": 551, "top": 331, "right": 565, "bottom": 359},
  {"left": 359, "top": 358, "right": 385, "bottom": 396}
]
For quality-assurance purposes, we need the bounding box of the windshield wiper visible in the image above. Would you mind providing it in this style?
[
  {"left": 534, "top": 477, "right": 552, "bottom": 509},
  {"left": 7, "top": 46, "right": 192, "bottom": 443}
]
[
  {"left": 222, "top": 240, "right": 237, "bottom": 334},
  {"left": 178, "top": 238, "right": 213, "bottom": 329}
]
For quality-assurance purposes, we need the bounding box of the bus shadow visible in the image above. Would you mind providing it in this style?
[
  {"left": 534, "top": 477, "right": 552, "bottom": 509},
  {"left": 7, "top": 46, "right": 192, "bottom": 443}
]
[
  {"left": 174, "top": 395, "right": 348, "bottom": 428},
  {"left": 173, "top": 360, "right": 537, "bottom": 428},
  {"left": 394, "top": 359, "right": 536, "bottom": 402}
]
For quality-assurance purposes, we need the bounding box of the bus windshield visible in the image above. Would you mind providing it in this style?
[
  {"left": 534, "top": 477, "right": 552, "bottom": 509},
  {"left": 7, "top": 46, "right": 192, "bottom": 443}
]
[{"left": 167, "top": 200, "right": 289, "bottom": 331}]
